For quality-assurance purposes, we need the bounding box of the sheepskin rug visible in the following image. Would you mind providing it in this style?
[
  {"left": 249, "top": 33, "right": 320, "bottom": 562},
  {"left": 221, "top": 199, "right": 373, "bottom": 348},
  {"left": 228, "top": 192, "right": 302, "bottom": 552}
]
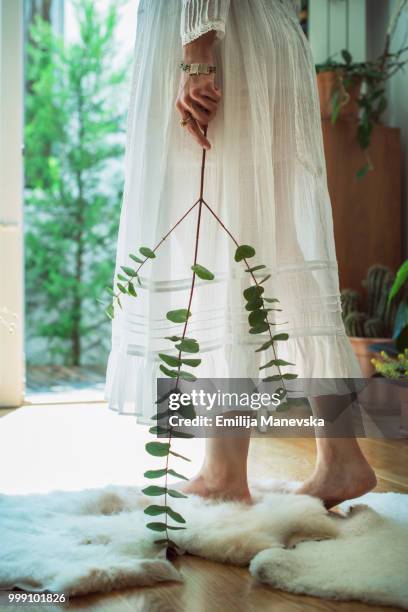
[{"left": 1, "top": 480, "right": 407, "bottom": 608}]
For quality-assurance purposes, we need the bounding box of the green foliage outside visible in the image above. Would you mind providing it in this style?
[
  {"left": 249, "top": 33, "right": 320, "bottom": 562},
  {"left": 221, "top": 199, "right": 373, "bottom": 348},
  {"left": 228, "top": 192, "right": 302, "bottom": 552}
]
[{"left": 25, "top": 0, "right": 128, "bottom": 365}]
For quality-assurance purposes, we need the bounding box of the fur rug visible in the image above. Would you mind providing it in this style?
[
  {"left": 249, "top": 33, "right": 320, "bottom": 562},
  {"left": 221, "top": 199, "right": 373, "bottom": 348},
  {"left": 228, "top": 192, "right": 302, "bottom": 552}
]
[{"left": 0, "top": 480, "right": 407, "bottom": 608}]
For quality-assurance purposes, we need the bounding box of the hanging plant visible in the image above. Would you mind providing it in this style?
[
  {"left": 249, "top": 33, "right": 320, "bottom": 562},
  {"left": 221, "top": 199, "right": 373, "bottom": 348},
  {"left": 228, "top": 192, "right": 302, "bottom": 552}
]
[{"left": 315, "top": 0, "right": 408, "bottom": 178}]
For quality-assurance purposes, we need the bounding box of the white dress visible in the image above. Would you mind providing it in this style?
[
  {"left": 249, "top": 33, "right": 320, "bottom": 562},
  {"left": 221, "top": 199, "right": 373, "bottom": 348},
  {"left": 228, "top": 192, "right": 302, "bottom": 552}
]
[{"left": 105, "top": 0, "right": 361, "bottom": 419}]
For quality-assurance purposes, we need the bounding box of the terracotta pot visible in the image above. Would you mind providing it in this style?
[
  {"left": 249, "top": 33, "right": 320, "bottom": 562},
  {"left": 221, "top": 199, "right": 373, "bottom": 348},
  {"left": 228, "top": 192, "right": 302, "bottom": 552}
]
[
  {"left": 399, "top": 385, "right": 408, "bottom": 437},
  {"left": 358, "top": 377, "right": 405, "bottom": 438},
  {"left": 349, "top": 337, "right": 391, "bottom": 378},
  {"left": 317, "top": 71, "right": 361, "bottom": 121}
]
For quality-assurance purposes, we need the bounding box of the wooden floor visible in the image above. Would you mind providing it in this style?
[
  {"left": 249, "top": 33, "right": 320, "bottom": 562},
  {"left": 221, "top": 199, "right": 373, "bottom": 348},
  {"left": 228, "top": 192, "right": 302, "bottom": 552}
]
[{"left": 26, "top": 432, "right": 404, "bottom": 612}]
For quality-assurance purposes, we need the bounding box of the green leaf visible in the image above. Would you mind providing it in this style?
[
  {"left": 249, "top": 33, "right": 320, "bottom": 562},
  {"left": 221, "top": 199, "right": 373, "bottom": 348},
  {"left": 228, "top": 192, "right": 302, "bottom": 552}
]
[
  {"left": 167, "top": 525, "right": 186, "bottom": 531},
  {"left": 262, "top": 375, "right": 282, "bottom": 382},
  {"left": 282, "top": 373, "right": 298, "bottom": 380},
  {"left": 146, "top": 522, "right": 167, "bottom": 532},
  {"left": 248, "top": 310, "right": 268, "bottom": 327},
  {"left": 181, "top": 358, "right": 201, "bottom": 367},
  {"left": 235, "top": 245, "right": 256, "bottom": 262},
  {"left": 117, "top": 274, "right": 127, "bottom": 282},
  {"left": 129, "top": 253, "right": 143, "bottom": 264},
  {"left": 356, "top": 163, "right": 370, "bottom": 179},
  {"left": 144, "top": 468, "right": 167, "bottom": 479},
  {"left": 170, "top": 450, "right": 191, "bottom": 462},
  {"left": 105, "top": 287, "right": 115, "bottom": 296},
  {"left": 191, "top": 264, "right": 215, "bottom": 280},
  {"left": 167, "top": 489, "right": 188, "bottom": 498},
  {"left": 149, "top": 425, "right": 170, "bottom": 436},
  {"left": 105, "top": 304, "right": 114, "bottom": 320},
  {"left": 272, "top": 333, "right": 289, "bottom": 341},
  {"left": 154, "top": 538, "right": 179, "bottom": 548},
  {"left": 159, "top": 353, "right": 182, "bottom": 367},
  {"left": 249, "top": 322, "right": 269, "bottom": 334},
  {"left": 175, "top": 339, "right": 199, "bottom": 353},
  {"left": 142, "top": 485, "right": 167, "bottom": 496},
  {"left": 177, "top": 403, "right": 196, "bottom": 419},
  {"left": 167, "top": 508, "right": 186, "bottom": 523},
  {"left": 389, "top": 260, "right": 408, "bottom": 302},
  {"left": 144, "top": 468, "right": 188, "bottom": 481},
  {"left": 140, "top": 246, "right": 156, "bottom": 258},
  {"left": 152, "top": 409, "right": 171, "bottom": 421},
  {"left": 156, "top": 388, "right": 179, "bottom": 404},
  {"left": 259, "top": 359, "right": 295, "bottom": 370},
  {"left": 117, "top": 283, "right": 127, "bottom": 294},
  {"left": 178, "top": 370, "right": 197, "bottom": 382},
  {"left": 121, "top": 265, "right": 137, "bottom": 277},
  {"left": 159, "top": 364, "right": 196, "bottom": 382},
  {"left": 128, "top": 282, "right": 137, "bottom": 297},
  {"left": 245, "top": 298, "right": 264, "bottom": 311},
  {"left": 167, "top": 469, "right": 189, "bottom": 481},
  {"left": 165, "top": 335, "right": 182, "bottom": 342},
  {"left": 144, "top": 504, "right": 167, "bottom": 516},
  {"left": 255, "top": 339, "right": 273, "bottom": 352},
  {"left": 166, "top": 309, "right": 191, "bottom": 323},
  {"left": 263, "top": 298, "right": 279, "bottom": 304},
  {"left": 259, "top": 274, "right": 271, "bottom": 285},
  {"left": 144, "top": 505, "right": 186, "bottom": 524},
  {"left": 159, "top": 364, "right": 179, "bottom": 378},
  {"left": 245, "top": 265, "right": 266, "bottom": 273},
  {"left": 145, "top": 442, "right": 170, "bottom": 457},
  {"left": 171, "top": 430, "right": 195, "bottom": 439},
  {"left": 243, "top": 285, "right": 264, "bottom": 301},
  {"left": 341, "top": 49, "right": 352, "bottom": 64}
]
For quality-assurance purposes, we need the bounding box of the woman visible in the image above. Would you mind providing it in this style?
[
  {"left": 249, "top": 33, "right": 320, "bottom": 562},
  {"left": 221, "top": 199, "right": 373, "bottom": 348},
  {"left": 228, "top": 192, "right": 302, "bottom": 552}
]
[{"left": 106, "top": 0, "right": 376, "bottom": 507}]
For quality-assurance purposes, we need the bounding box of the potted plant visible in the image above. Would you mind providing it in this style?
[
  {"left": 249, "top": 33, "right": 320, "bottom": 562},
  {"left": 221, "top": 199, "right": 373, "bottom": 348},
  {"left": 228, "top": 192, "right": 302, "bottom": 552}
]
[
  {"left": 341, "top": 265, "right": 398, "bottom": 377},
  {"left": 315, "top": 0, "right": 408, "bottom": 178},
  {"left": 371, "top": 350, "right": 408, "bottom": 437}
]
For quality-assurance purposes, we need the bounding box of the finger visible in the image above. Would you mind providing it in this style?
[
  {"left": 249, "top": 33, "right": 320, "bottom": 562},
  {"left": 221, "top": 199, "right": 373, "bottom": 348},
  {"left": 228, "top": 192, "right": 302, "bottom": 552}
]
[
  {"left": 189, "top": 91, "right": 218, "bottom": 114},
  {"left": 186, "top": 118, "right": 211, "bottom": 150},
  {"left": 203, "top": 81, "right": 222, "bottom": 101},
  {"left": 189, "top": 75, "right": 222, "bottom": 101},
  {"left": 184, "top": 100, "right": 212, "bottom": 126}
]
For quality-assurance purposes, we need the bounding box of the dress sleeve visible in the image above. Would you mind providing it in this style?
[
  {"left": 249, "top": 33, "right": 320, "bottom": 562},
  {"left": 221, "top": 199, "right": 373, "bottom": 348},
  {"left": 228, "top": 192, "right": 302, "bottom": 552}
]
[{"left": 180, "top": 0, "right": 231, "bottom": 46}]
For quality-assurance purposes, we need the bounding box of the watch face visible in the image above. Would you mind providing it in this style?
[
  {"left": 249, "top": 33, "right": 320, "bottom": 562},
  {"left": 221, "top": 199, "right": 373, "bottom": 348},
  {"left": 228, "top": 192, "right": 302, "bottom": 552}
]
[{"left": 189, "top": 63, "right": 210, "bottom": 75}]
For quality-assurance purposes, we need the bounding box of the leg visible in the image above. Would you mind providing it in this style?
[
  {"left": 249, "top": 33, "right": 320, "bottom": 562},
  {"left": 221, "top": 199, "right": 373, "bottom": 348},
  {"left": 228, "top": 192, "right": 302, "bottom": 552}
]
[
  {"left": 297, "top": 395, "right": 377, "bottom": 508},
  {"left": 180, "top": 427, "right": 251, "bottom": 502}
]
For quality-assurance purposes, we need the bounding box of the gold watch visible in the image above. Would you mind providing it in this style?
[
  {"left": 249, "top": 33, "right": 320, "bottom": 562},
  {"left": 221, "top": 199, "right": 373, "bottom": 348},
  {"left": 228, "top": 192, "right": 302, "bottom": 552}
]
[{"left": 180, "top": 62, "right": 216, "bottom": 75}]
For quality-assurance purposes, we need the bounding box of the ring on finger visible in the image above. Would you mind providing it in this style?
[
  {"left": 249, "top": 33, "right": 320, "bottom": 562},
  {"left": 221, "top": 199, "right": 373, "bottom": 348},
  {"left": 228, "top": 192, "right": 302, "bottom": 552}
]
[{"left": 180, "top": 114, "right": 193, "bottom": 127}]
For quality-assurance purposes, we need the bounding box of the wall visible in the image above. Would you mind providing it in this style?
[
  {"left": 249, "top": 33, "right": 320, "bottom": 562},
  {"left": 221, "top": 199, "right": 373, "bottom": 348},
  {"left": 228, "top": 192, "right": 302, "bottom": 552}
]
[{"left": 366, "top": 1, "right": 408, "bottom": 257}]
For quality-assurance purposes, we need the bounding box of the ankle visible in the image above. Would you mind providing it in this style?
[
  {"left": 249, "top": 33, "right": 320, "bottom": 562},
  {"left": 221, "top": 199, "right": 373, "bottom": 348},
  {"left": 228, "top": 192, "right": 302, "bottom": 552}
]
[
  {"left": 316, "top": 438, "right": 367, "bottom": 465},
  {"left": 199, "top": 466, "right": 249, "bottom": 493}
]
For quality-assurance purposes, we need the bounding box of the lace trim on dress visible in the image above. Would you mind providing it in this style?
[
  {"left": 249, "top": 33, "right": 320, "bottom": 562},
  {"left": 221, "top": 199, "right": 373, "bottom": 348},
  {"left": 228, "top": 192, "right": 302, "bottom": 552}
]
[{"left": 181, "top": 20, "right": 226, "bottom": 45}]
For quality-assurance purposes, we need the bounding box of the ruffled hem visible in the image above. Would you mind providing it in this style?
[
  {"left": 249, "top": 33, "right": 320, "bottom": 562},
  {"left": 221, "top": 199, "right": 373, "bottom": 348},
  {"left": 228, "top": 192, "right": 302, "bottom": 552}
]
[{"left": 104, "top": 333, "right": 362, "bottom": 423}]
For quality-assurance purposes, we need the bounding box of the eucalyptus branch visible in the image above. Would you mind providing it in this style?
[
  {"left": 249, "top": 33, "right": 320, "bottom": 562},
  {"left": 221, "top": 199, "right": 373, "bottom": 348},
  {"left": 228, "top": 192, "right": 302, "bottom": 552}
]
[{"left": 103, "top": 128, "right": 296, "bottom": 560}]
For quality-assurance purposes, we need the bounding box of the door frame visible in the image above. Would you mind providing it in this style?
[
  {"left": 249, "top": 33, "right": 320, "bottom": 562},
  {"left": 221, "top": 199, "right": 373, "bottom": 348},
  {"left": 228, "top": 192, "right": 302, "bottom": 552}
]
[{"left": 0, "top": 0, "right": 25, "bottom": 407}]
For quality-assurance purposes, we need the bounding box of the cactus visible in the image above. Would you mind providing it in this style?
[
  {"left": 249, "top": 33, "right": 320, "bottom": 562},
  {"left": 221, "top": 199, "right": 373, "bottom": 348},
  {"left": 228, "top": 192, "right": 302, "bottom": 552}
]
[
  {"left": 341, "top": 264, "right": 399, "bottom": 338},
  {"left": 344, "top": 311, "right": 368, "bottom": 337},
  {"left": 363, "top": 317, "right": 386, "bottom": 338},
  {"left": 363, "top": 265, "right": 393, "bottom": 319},
  {"left": 341, "top": 289, "right": 360, "bottom": 320}
]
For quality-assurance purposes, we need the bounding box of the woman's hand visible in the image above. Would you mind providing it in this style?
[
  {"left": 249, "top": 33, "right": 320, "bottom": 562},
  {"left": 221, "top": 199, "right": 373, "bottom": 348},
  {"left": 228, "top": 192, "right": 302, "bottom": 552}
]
[{"left": 175, "top": 31, "right": 221, "bottom": 150}]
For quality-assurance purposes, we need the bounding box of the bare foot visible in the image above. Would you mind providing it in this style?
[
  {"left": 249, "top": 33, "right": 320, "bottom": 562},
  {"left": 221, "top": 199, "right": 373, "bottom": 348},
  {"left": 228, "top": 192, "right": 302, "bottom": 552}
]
[
  {"left": 297, "top": 459, "right": 377, "bottom": 509},
  {"left": 176, "top": 474, "right": 252, "bottom": 503}
]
